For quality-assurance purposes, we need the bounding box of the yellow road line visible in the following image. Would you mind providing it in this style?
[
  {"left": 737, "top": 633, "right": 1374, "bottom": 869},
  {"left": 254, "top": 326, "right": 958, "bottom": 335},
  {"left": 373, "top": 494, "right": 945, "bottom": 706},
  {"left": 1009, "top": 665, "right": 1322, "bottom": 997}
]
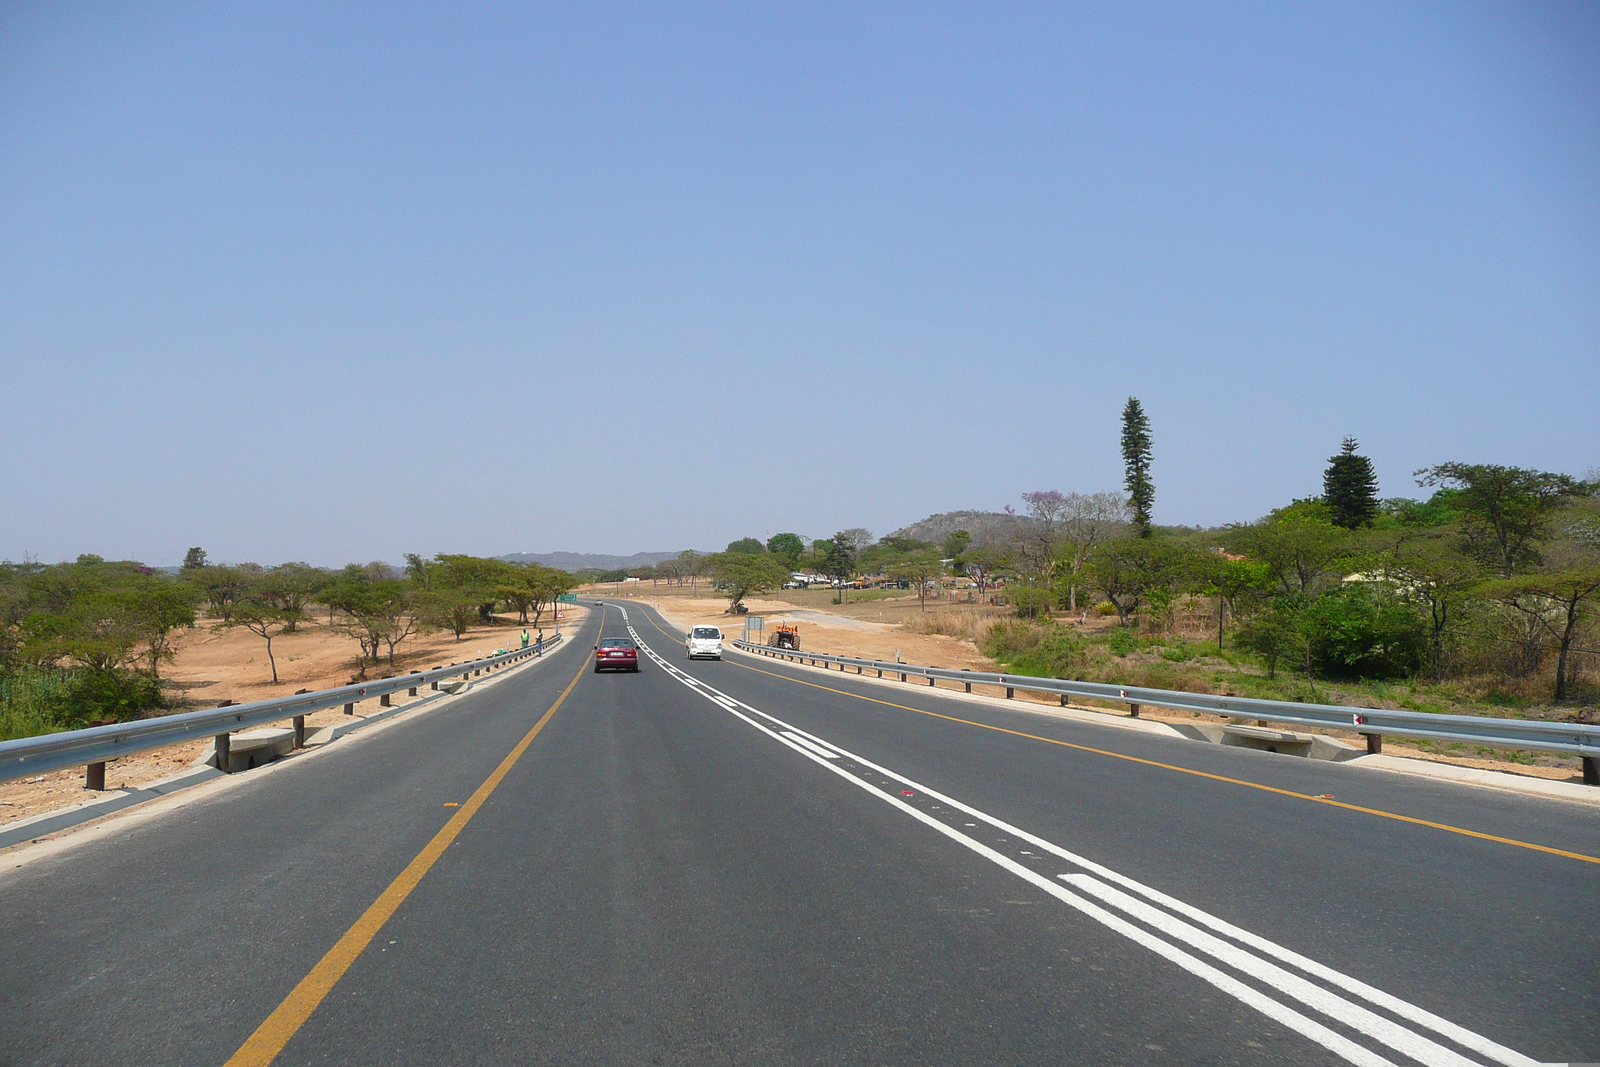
[
  {"left": 638, "top": 606, "right": 1600, "bottom": 867},
  {"left": 226, "top": 635, "right": 592, "bottom": 1067}
]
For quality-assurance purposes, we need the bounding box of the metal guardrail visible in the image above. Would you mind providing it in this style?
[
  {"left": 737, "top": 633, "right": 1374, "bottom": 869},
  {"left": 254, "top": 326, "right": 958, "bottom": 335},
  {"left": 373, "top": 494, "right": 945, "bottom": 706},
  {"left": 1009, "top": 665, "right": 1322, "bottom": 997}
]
[
  {"left": 0, "top": 633, "right": 564, "bottom": 786},
  {"left": 734, "top": 640, "right": 1600, "bottom": 784}
]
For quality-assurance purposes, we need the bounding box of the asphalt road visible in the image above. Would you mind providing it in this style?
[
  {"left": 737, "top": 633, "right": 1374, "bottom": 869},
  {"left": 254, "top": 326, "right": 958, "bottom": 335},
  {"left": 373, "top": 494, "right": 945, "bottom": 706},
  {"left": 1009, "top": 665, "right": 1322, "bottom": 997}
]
[{"left": 0, "top": 599, "right": 1595, "bottom": 1066}]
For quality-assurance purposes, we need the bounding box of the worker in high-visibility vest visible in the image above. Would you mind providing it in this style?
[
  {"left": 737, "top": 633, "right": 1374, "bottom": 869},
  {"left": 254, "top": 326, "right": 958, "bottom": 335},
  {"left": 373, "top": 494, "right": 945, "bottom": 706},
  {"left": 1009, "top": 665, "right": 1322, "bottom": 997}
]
[{"left": 521, "top": 628, "right": 530, "bottom": 649}]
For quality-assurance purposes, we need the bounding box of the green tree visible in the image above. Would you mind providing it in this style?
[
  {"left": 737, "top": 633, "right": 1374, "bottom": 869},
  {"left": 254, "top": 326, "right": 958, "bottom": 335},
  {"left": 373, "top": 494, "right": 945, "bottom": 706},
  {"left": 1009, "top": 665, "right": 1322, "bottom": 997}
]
[
  {"left": 710, "top": 552, "right": 790, "bottom": 614},
  {"left": 229, "top": 597, "right": 300, "bottom": 684},
  {"left": 420, "top": 585, "right": 479, "bottom": 641},
  {"left": 414, "top": 554, "right": 508, "bottom": 636},
  {"left": 818, "top": 529, "right": 872, "bottom": 604},
  {"left": 766, "top": 533, "right": 805, "bottom": 565},
  {"left": 678, "top": 550, "right": 709, "bottom": 593},
  {"left": 1415, "top": 463, "right": 1587, "bottom": 577},
  {"left": 1223, "top": 503, "right": 1355, "bottom": 596},
  {"left": 725, "top": 537, "right": 767, "bottom": 555},
  {"left": 890, "top": 551, "right": 946, "bottom": 612},
  {"left": 1373, "top": 530, "right": 1485, "bottom": 677},
  {"left": 498, "top": 563, "right": 574, "bottom": 626},
  {"left": 191, "top": 564, "right": 250, "bottom": 623},
  {"left": 1085, "top": 537, "right": 1202, "bottom": 627},
  {"left": 326, "top": 578, "right": 426, "bottom": 672},
  {"left": 1295, "top": 587, "right": 1426, "bottom": 680},
  {"left": 323, "top": 581, "right": 386, "bottom": 668},
  {"left": 180, "top": 547, "right": 209, "bottom": 571},
  {"left": 1477, "top": 568, "right": 1600, "bottom": 701},
  {"left": 126, "top": 579, "right": 199, "bottom": 678},
  {"left": 1234, "top": 605, "right": 1305, "bottom": 680},
  {"left": 941, "top": 530, "right": 972, "bottom": 563},
  {"left": 959, "top": 544, "right": 1010, "bottom": 601},
  {"left": 20, "top": 562, "right": 196, "bottom": 680},
  {"left": 1121, "top": 397, "right": 1154, "bottom": 537},
  {"left": 257, "top": 563, "right": 328, "bottom": 633},
  {"left": 1238, "top": 588, "right": 1425, "bottom": 682},
  {"left": 1323, "top": 437, "right": 1379, "bottom": 529},
  {"left": 1198, "top": 556, "right": 1272, "bottom": 649}
]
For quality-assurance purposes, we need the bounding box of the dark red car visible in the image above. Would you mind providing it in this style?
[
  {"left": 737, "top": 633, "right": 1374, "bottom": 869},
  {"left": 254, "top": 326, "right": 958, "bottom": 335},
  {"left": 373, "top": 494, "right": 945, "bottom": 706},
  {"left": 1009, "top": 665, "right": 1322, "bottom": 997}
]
[{"left": 594, "top": 638, "right": 639, "bottom": 673}]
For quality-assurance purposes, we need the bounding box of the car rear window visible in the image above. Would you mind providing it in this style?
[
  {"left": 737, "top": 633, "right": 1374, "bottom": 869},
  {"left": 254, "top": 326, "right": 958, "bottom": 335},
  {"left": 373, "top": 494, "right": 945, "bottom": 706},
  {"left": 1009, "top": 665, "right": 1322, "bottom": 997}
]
[
  {"left": 692, "top": 628, "right": 721, "bottom": 638},
  {"left": 599, "top": 639, "right": 635, "bottom": 648}
]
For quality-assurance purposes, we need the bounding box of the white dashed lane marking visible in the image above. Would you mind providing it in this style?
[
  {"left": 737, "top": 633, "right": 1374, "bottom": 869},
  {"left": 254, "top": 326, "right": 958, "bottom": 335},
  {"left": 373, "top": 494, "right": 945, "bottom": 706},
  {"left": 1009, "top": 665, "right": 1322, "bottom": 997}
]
[{"left": 603, "top": 605, "right": 1538, "bottom": 1067}]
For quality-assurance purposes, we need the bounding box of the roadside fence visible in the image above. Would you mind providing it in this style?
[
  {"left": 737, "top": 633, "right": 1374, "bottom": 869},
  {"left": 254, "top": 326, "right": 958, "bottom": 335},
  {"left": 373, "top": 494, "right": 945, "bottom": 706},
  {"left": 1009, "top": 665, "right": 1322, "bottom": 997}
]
[
  {"left": 0, "top": 633, "right": 564, "bottom": 789},
  {"left": 733, "top": 640, "right": 1600, "bottom": 785}
]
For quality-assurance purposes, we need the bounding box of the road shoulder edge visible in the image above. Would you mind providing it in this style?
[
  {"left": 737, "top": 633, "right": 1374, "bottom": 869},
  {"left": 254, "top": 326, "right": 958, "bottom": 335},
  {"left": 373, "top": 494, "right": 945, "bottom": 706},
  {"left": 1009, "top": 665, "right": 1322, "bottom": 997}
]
[{"left": 726, "top": 643, "right": 1600, "bottom": 809}]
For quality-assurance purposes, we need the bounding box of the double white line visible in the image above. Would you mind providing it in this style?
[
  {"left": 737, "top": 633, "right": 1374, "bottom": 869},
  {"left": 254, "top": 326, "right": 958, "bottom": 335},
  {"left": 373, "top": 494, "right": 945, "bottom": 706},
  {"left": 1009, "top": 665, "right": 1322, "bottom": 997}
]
[{"left": 615, "top": 608, "right": 1542, "bottom": 1067}]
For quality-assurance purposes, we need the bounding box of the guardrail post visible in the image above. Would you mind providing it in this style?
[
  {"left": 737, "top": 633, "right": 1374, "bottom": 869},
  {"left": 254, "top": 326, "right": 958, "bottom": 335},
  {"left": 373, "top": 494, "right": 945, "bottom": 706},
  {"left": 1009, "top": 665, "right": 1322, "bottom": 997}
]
[
  {"left": 292, "top": 716, "right": 306, "bottom": 748},
  {"left": 215, "top": 733, "right": 231, "bottom": 773},
  {"left": 1059, "top": 694, "right": 1068, "bottom": 706},
  {"left": 900, "top": 671, "right": 907, "bottom": 682},
  {"left": 1128, "top": 703, "right": 1140, "bottom": 718},
  {"left": 344, "top": 702, "right": 354, "bottom": 715},
  {"left": 380, "top": 692, "right": 392, "bottom": 707},
  {"left": 431, "top": 680, "right": 439, "bottom": 691},
  {"left": 1584, "top": 756, "right": 1598, "bottom": 786},
  {"left": 1363, "top": 733, "right": 1383, "bottom": 754},
  {"left": 927, "top": 675, "right": 935, "bottom": 687},
  {"left": 1005, "top": 686, "right": 1014, "bottom": 699},
  {"left": 85, "top": 761, "right": 106, "bottom": 790}
]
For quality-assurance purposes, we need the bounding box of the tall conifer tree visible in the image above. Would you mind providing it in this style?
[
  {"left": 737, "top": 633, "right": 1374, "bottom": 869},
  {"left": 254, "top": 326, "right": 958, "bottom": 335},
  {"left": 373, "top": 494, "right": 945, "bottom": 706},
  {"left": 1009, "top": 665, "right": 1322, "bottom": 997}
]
[
  {"left": 1323, "top": 437, "right": 1379, "bottom": 529},
  {"left": 1120, "top": 397, "right": 1154, "bottom": 537}
]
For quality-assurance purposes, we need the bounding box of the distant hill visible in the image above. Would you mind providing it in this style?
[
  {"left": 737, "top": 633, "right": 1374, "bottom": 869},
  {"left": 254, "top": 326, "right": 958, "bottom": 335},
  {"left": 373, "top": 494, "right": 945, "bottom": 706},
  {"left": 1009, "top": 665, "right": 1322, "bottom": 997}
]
[
  {"left": 887, "top": 510, "right": 1022, "bottom": 546},
  {"left": 499, "top": 550, "right": 695, "bottom": 573}
]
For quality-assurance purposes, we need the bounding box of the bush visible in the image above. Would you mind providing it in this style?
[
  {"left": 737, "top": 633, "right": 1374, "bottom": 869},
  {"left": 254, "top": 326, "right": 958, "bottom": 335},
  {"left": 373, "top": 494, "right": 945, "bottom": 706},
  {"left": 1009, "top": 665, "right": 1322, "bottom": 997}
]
[
  {"left": 1009, "top": 585, "right": 1053, "bottom": 619},
  {"left": 0, "top": 666, "right": 165, "bottom": 742},
  {"left": 1107, "top": 627, "right": 1140, "bottom": 657},
  {"left": 1237, "top": 589, "right": 1425, "bottom": 681},
  {"left": 981, "top": 620, "right": 1085, "bottom": 677},
  {"left": 1297, "top": 588, "right": 1426, "bottom": 679}
]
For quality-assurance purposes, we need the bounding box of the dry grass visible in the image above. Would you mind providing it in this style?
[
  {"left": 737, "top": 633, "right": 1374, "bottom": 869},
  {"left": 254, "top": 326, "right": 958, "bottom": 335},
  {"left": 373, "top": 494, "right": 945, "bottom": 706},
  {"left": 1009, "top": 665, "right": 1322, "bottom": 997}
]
[{"left": 900, "top": 610, "right": 993, "bottom": 641}]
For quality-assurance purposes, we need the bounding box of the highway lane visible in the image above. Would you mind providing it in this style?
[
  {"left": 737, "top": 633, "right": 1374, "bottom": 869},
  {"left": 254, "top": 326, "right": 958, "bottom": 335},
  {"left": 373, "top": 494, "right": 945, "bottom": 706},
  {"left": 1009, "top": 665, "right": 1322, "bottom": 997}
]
[
  {"left": 0, "top": 599, "right": 1593, "bottom": 1065},
  {"left": 227, "top": 603, "right": 1428, "bottom": 1067},
  {"left": 620, "top": 599, "right": 1600, "bottom": 1064},
  {"left": 0, "top": 613, "right": 606, "bottom": 1067}
]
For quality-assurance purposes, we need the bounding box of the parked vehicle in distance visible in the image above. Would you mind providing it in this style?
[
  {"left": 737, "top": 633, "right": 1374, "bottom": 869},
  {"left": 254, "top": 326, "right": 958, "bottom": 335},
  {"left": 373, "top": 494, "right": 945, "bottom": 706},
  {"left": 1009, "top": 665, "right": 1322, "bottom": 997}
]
[
  {"left": 594, "top": 638, "right": 639, "bottom": 672},
  {"left": 686, "top": 626, "right": 724, "bottom": 660}
]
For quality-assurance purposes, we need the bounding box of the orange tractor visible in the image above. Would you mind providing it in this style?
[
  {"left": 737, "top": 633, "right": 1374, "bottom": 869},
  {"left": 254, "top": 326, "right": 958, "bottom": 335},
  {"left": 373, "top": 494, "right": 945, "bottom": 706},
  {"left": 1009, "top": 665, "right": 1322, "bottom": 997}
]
[{"left": 769, "top": 624, "right": 801, "bottom": 651}]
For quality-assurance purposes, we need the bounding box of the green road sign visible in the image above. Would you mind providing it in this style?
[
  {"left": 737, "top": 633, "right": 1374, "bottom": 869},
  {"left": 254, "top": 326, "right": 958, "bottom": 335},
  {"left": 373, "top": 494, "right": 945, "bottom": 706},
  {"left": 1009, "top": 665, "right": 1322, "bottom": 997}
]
[{"left": 557, "top": 593, "right": 578, "bottom": 602}]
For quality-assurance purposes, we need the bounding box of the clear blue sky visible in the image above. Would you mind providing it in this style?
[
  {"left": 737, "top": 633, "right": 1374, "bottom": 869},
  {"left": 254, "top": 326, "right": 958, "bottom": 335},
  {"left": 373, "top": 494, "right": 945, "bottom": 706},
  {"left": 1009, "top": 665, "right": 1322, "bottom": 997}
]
[{"left": 3, "top": 2, "right": 1596, "bottom": 566}]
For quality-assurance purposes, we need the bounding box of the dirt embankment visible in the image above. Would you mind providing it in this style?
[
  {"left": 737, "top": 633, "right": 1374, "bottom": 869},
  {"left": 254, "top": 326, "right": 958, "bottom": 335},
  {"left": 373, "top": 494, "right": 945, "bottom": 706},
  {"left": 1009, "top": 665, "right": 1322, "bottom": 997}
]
[
  {"left": 625, "top": 591, "right": 994, "bottom": 671},
  {"left": 0, "top": 606, "right": 587, "bottom": 827}
]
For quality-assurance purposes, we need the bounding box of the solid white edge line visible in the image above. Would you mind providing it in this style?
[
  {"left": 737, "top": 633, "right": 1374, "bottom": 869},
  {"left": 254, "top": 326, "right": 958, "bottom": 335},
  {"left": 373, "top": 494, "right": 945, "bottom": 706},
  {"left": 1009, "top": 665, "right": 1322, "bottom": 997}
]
[
  {"left": 706, "top": 637, "right": 1535, "bottom": 1067},
  {"left": 706, "top": 692, "right": 1402, "bottom": 1067},
  {"left": 1059, "top": 876, "right": 1483, "bottom": 1067},
  {"left": 779, "top": 731, "right": 842, "bottom": 760},
  {"left": 622, "top": 604, "right": 1528, "bottom": 1066},
  {"left": 1059, "top": 866, "right": 1540, "bottom": 1067}
]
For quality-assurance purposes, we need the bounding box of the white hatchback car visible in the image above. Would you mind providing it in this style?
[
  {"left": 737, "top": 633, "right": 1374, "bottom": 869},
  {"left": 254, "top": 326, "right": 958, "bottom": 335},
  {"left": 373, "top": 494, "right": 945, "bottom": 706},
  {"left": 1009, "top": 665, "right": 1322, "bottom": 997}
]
[{"left": 686, "top": 625, "right": 724, "bottom": 660}]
